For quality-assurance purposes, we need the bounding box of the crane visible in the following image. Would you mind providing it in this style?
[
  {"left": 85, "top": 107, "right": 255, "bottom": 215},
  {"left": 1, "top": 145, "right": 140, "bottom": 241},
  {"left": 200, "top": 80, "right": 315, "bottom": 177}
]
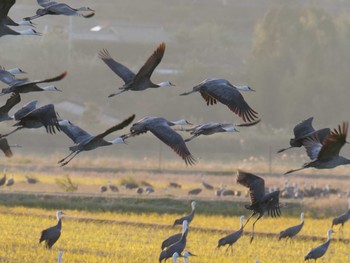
[
  {"left": 39, "top": 210, "right": 65, "bottom": 249},
  {"left": 236, "top": 169, "right": 281, "bottom": 243},
  {"left": 217, "top": 215, "right": 245, "bottom": 253},
  {"left": 58, "top": 115, "right": 135, "bottom": 166},
  {"left": 285, "top": 122, "right": 350, "bottom": 174},
  {"left": 173, "top": 201, "right": 196, "bottom": 227},
  {"left": 304, "top": 229, "right": 332, "bottom": 261},
  {"left": 278, "top": 212, "right": 304, "bottom": 241},
  {"left": 180, "top": 78, "right": 258, "bottom": 123},
  {"left": 99, "top": 42, "right": 174, "bottom": 97}
]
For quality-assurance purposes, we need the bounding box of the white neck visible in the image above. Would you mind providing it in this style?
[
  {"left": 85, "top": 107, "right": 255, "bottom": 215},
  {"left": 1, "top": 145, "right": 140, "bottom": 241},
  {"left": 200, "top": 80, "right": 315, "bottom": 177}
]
[
  {"left": 222, "top": 125, "right": 238, "bottom": 132},
  {"left": 157, "top": 81, "right": 173, "bottom": 87},
  {"left": 58, "top": 251, "right": 63, "bottom": 263},
  {"left": 240, "top": 216, "right": 245, "bottom": 228},
  {"left": 58, "top": 120, "right": 72, "bottom": 126},
  {"left": 184, "top": 258, "right": 188, "bottom": 263},
  {"left": 43, "top": 85, "right": 59, "bottom": 91},
  {"left": 327, "top": 229, "right": 332, "bottom": 240},
  {"left": 182, "top": 221, "right": 188, "bottom": 235},
  {"left": 18, "top": 29, "right": 37, "bottom": 35},
  {"left": 7, "top": 68, "right": 24, "bottom": 74},
  {"left": 18, "top": 20, "right": 32, "bottom": 26},
  {"left": 172, "top": 119, "right": 190, "bottom": 126},
  {"left": 236, "top": 85, "right": 253, "bottom": 91},
  {"left": 191, "top": 201, "right": 196, "bottom": 210},
  {"left": 300, "top": 213, "right": 304, "bottom": 222},
  {"left": 109, "top": 137, "right": 125, "bottom": 144},
  {"left": 348, "top": 198, "right": 350, "bottom": 210}
]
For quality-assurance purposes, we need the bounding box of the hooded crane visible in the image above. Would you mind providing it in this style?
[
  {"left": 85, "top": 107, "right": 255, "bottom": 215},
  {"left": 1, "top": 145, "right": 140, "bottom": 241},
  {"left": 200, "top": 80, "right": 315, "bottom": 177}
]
[
  {"left": 58, "top": 114, "right": 135, "bottom": 166},
  {"left": 217, "top": 215, "right": 245, "bottom": 253},
  {"left": 5, "top": 174, "right": 14, "bottom": 186},
  {"left": 39, "top": 210, "right": 64, "bottom": 249},
  {"left": 278, "top": 117, "right": 330, "bottom": 153},
  {"left": 159, "top": 220, "right": 188, "bottom": 262},
  {"left": 331, "top": 198, "right": 350, "bottom": 239},
  {"left": 236, "top": 169, "right": 281, "bottom": 243},
  {"left": 183, "top": 119, "right": 261, "bottom": 142},
  {"left": 0, "top": 0, "right": 40, "bottom": 37},
  {"left": 304, "top": 229, "right": 332, "bottom": 261},
  {"left": 0, "top": 71, "right": 67, "bottom": 95},
  {"left": 0, "top": 103, "right": 65, "bottom": 138},
  {"left": 126, "top": 117, "right": 196, "bottom": 166},
  {"left": 0, "top": 67, "right": 27, "bottom": 86},
  {"left": 279, "top": 212, "right": 304, "bottom": 241},
  {"left": 180, "top": 78, "right": 258, "bottom": 123},
  {"left": 24, "top": 0, "right": 95, "bottom": 21},
  {"left": 0, "top": 93, "right": 21, "bottom": 122},
  {"left": 201, "top": 175, "right": 214, "bottom": 190},
  {"left": 4, "top": 16, "right": 34, "bottom": 27},
  {"left": 173, "top": 201, "right": 196, "bottom": 227},
  {"left": 99, "top": 42, "right": 175, "bottom": 97},
  {"left": 285, "top": 122, "right": 350, "bottom": 175}
]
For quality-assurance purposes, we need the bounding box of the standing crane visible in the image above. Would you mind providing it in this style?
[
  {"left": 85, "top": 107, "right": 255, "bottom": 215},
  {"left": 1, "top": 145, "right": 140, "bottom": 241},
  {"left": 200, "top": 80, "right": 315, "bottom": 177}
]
[
  {"left": 304, "top": 229, "right": 333, "bottom": 261},
  {"left": 236, "top": 169, "right": 281, "bottom": 243},
  {"left": 125, "top": 117, "right": 196, "bottom": 166},
  {"left": 58, "top": 115, "right": 135, "bottom": 166},
  {"left": 0, "top": 0, "right": 40, "bottom": 37},
  {"left": 277, "top": 117, "right": 330, "bottom": 153},
  {"left": 217, "top": 215, "right": 245, "bottom": 253},
  {"left": 285, "top": 122, "right": 350, "bottom": 174},
  {"left": 180, "top": 78, "right": 258, "bottom": 123},
  {"left": 0, "top": 71, "right": 67, "bottom": 95},
  {"left": 173, "top": 201, "right": 196, "bottom": 227},
  {"left": 39, "top": 210, "right": 65, "bottom": 249},
  {"left": 183, "top": 120, "right": 260, "bottom": 142},
  {"left": 5, "top": 174, "right": 14, "bottom": 186},
  {"left": 331, "top": 198, "right": 350, "bottom": 239},
  {"left": 279, "top": 212, "right": 304, "bottom": 241},
  {"left": 24, "top": 0, "right": 95, "bottom": 21},
  {"left": 201, "top": 176, "right": 214, "bottom": 190},
  {"left": 159, "top": 220, "right": 188, "bottom": 262},
  {"left": 99, "top": 42, "right": 174, "bottom": 97}
]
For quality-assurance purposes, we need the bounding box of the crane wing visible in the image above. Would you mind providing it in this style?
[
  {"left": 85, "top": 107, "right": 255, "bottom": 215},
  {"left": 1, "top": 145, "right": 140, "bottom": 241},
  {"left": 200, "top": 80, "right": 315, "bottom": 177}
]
[
  {"left": 293, "top": 117, "right": 315, "bottom": 138},
  {"left": 95, "top": 114, "right": 135, "bottom": 139},
  {"left": 98, "top": 49, "right": 135, "bottom": 84},
  {"left": 11, "top": 71, "right": 67, "bottom": 88},
  {"left": 317, "top": 122, "right": 348, "bottom": 160},
  {"left": 37, "top": 0, "right": 57, "bottom": 8},
  {"left": 60, "top": 124, "right": 92, "bottom": 145},
  {"left": 133, "top": 42, "right": 165, "bottom": 83},
  {"left": 13, "top": 100, "right": 37, "bottom": 120},
  {"left": 236, "top": 169, "right": 265, "bottom": 205},
  {"left": 0, "top": 138, "right": 13, "bottom": 157},
  {"left": 0, "top": 0, "right": 15, "bottom": 19},
  {"left": 265, "top": 191, "right": 281, "bottom": 218},
  {"left": 0, "top": 92, "right": 20, "bottom": 115},
  {"left": 0, "top": 69, "right": 24, "bottom": 85},
  {"left": 149, "top": 125, "right": 196, "bottom": 166},
  {"left": 201, "top": 83, "right": 258, "bottom": 123}
]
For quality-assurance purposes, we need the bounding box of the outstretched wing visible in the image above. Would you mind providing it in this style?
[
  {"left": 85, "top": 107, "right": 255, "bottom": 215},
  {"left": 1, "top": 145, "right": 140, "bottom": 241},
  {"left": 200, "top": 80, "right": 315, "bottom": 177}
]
[
  {"left": 0, "top": 0, "right": 15, "bottom": 19},
  {"left": 149, "top": 124, "right": 196, "bottom": 166},
  {"left": 317, "top": 122, "right": 348, "bottom": 160},
  {"left": 98, "top": 49, "right": 135, "bottom": 84},
  {"left": 11, "top": 71, "right": 67, "bottom": 88},
  {"left": 133, "top": 42, "right": 165, "bottom": 83},
  {"left": 95, "top": 114, "right": 135, "bottom": 139},
  {"left": 60, "top": 124, "right": 91, "bottom": 144},
  {"left": 236, "top": 169, "right": 265, "bottom": 205},
  {"left": 13, "top": 100, "right": 37, "bottom": 120},
  {"left": 37, "top": 0, "right": 56, "bottom": 8},
  {"left": 0, "top": 92, "right": 20, "bottom": 114},
  {"left": 293, "top": 117, "right": 314, "bottom": 139},
  {"left": 265, "top": 191, "right": 281, "bottom": 218}
]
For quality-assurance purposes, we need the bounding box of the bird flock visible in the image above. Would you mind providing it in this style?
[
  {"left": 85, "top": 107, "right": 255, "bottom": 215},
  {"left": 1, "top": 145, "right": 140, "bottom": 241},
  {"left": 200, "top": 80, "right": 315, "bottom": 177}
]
[{"left": 1, "top": 1, "right": 350, "bottom": 262}]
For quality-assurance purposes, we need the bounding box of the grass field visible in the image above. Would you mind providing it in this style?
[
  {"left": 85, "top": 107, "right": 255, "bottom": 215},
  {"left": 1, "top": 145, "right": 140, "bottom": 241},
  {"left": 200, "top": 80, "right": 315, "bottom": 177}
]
[{"left": 0, "top": 207, "right": 349, "bottom": 263}]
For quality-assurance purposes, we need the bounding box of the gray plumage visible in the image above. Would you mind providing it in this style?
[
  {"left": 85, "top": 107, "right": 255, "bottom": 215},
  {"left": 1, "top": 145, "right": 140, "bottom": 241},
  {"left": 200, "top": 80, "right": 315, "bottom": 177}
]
[
  {"left": 217, "top": 215, "right": 245, "bottom": 252},
  {"left": 161, "top": 233, "right": 182, "bottom": 250},
  {"left": 39, "top": 210, "right": 64, "bottom": 249},
  {"left": 0, "top": 71, "right": 66, "bottom": 95},
  {"left": 237, "top": 169, "right": 281, "bottom": 243},
  {"left": 0, "top": 0, "right": 40, "bottom": 37},
  {"left": 201, "top": 180, "right": 214, "bottom": 190},
  {"left": 331, "top": 199, "right": 350, "bottom": 238},
  {"left": 169, "top": 182, "right": 181, "bottom": 188},
  {"left": 26, "top": 175, "right": 38, "bottom": 184},
  {"left": 278, "top": 117, "right": 330, "bottom": 153},
  {"left": 58, "top": 115, "right": 135, "bottom": 166},
  {"left": 0, "top": 168, "right": 6, "bottom": 186},
  {"left": 0, "top": 104, "right": 62, "bottom": 138},
  {"left": 99, "top": 42, "right": 174, "bottom": 97},
  {"left": 188, "top": 188, "right": 202, "bottom": 195},
  {"left": 0, "top": 68, "right": 26, "bottom": 86},
  {"left": 127, "top": 117, "right": 196, "bottom": 166},
  {"left": 184, "top": 119, "right": 260, "bottom": 142},
  {"left": 173, "top": 201, "right": 196, "bottom": 227},
  {"left": 279, "top": 212, "right": 304, "bottom": 241},
  {"left": 5, "top": 174, "right": 14, "bottom": 186},
  {"left": 159, "top": 220, "right": 188, "bottom": 262},
  {"left": 285, "top": 122, "right": 350, "bottom": 174},
  {"left": 108, "top": 181, "right": 118, "bottom": 192},
  {"left": 180, "top": 78, "right": 258, "bottom": 123},
  {"left": 0, "top": 93, "right": 21, "bottom": 122},
  {"left": 304, "top": 229, "right": 332, "bottom": 261},
  {"left": 24, "top": 0, "right": 95, "bottom": 21},
  {"left": 100, "top": 185, "right": 107, "bottom": 193}
]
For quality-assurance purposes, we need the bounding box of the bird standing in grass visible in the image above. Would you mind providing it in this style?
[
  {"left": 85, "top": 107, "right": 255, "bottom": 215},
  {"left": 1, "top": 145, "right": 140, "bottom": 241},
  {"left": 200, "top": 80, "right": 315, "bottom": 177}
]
[
  {"left": 217, "top": 215, "right": 245, "bottom": 253},
  {"left": 304, "top": 229, "right": 332, "bottom": 261},
  {"left": 173, "top": 201, "right": 196, "bottom": 227},
  {"left": 39, "top": 210, "right": 64, "bottom": 249},
  {"left": 279, "top": 212, "right": 304, "bottom": 241},
  {"left": 331, "top": 198, "right": 350, "bottom": 239}
]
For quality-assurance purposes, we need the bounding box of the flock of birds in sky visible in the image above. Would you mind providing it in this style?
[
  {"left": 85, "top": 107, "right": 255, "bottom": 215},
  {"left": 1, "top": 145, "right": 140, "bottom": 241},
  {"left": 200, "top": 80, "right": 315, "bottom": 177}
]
[{"left": 1, "top": 0, "right": 350, "bottom": 262}]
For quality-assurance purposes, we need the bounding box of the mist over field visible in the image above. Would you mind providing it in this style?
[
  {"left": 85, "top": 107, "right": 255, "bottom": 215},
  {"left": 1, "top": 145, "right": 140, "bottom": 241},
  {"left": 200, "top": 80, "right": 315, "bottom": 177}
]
[{"left": 1, "top": 0, "right": 350, "bottom": 166}]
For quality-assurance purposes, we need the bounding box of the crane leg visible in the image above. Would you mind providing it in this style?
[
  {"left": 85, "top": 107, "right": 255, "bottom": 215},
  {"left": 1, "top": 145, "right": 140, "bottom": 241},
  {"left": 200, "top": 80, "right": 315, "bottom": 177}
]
[
  {"left": 59, "top": 151, "right": 80, "bottom": 166},
  {"left": 0, "top": 127, "right": 23, "bottom": 138},
  {"left": 243, "top": 212, "right": 256, "bottom": 228},
  {"left": 58, "top": 151, "right": 75, "bottom": 164},
  {"left": 250, "top": 214, "right": 263, "bottom": 244}
]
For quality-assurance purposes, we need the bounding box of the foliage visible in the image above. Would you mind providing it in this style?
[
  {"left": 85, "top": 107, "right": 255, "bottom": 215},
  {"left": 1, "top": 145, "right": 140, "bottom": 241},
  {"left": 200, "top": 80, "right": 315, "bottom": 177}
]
[{"left": 55, "top": 174, "right": 78, "bottom": 192}]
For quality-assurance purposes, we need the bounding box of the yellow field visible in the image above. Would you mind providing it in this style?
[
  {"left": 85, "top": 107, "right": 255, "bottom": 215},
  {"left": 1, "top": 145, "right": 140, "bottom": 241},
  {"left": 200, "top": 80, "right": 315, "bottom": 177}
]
[{"left": 0, "top": 206, "right": 349, "bottom": 263}]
